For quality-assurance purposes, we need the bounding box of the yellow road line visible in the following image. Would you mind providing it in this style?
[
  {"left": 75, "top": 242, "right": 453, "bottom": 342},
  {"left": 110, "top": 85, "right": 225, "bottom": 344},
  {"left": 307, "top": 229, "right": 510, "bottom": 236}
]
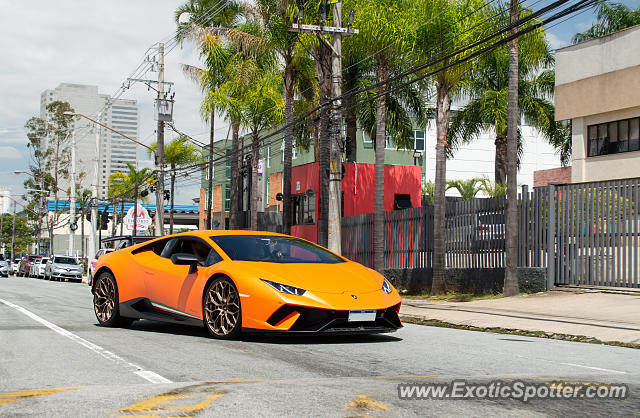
[
  {"left": 347, "top": 394, "right": 391, "bottom": 412},
  {"left": 0, "top": 387, "right": 81, "bottom": 406}
]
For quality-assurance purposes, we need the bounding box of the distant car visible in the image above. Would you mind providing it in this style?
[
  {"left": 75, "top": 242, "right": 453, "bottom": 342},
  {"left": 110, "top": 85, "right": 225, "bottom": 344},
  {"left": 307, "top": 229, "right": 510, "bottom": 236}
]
[
  {"left": 12, "top": 257, "right": 21, "bottom": 275},
  {"left": 45, "top": 255, "right": 84, "bottom": 282},
  {"left": 32, "top": 257, "right": 49, "bottom": 278},
  {"left": 18, "top": 255, "right": 43, "bottom": 277},
  {"left": 88, "top": 248, "right": 114, "bottom": 286},
  {"left": 0, "top": 254, "right": 9, "bottom": 277}
]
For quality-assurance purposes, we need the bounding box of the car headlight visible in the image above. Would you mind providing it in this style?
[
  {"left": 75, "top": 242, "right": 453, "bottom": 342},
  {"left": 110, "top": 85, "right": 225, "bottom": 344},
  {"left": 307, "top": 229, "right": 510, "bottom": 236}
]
[
  {"left": 261, "top": 279, "right": 306, "bottom": 296},
  {"left": 382, "top": 278, "right": 393, "bottom": 294}
]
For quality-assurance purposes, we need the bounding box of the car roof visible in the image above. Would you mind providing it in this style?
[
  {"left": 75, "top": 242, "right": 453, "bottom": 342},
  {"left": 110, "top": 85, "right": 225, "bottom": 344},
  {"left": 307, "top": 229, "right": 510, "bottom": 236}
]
[{"left": 173, "top": 230, "right": 285, "bottom": 238}]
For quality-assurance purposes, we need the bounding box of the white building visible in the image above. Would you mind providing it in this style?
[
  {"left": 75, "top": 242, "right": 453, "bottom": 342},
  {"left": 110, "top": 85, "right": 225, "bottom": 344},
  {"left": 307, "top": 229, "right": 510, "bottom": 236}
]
[
  {"left": 0, "top": 187, "right": 10, "bottom": 214},
  {"left": 40, "top": 83, "right": 139, "bottom": 199}
]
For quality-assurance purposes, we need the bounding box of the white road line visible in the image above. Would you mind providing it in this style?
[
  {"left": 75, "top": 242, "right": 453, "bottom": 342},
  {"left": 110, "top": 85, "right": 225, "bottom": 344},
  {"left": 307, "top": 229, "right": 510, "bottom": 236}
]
[
  {"left": 0, "top": 298, "right": 172, "bottom": 384},
  {"left": 560, "top": 362, "right": 628, "bottom": 375}
]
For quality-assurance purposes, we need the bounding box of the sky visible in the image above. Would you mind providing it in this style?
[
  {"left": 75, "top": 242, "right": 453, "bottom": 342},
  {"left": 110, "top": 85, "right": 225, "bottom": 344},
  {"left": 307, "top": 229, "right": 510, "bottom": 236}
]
[{"left": 0, "top": 0, "right": 636, "bottom": 207}]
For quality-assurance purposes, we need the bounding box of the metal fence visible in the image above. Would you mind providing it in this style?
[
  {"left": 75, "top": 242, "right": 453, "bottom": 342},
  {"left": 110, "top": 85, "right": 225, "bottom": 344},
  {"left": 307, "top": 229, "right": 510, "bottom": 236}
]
[
  {"left": 552, "top": 179, "right": 640, "bottom": 288},
  {"left": 340, "top": 178, "right": 640, "bottom": 288}
]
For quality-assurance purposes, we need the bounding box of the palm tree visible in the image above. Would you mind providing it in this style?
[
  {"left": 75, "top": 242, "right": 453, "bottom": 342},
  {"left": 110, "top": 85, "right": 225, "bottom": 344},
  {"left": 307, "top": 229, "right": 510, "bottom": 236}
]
[
  {"left": 238, "top": 70, "right": 285, "bottom": 230},
  {"left": 448, "top": 8, "right": 556, "bottom": 184},
  {"left": 175, "top": 0, "right": 241, "bottom": 230},
  {"left": 149, "top": 137, "right": 202, "bottom": 234},
  {"left": 447, "top": 179, "right": 482, "bottom": 200},
  {"left": 413, "top": 0, "right": 488, "bottom": 294},
  {"left": 350, "top": 0, "right": 417, "bottom": 272},
  {"left": 479, "top": 177, "right": 507, "bottom": 197},
  {"left": 573, "top": 1, "right": 640, "bottom": 43},
  {"left": 108, "top": 164, "right": 154, "bottom": 237}
]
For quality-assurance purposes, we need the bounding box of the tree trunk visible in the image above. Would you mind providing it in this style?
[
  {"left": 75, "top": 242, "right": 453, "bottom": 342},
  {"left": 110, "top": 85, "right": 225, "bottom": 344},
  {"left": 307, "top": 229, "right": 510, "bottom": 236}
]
[
  {"left": 373, "top": 59, "right": 389, "bottom": 273},
  {"left": 318, "top": 103, "right": 330, "bottom": 247},
  {"left": 170, "top": 166, "right": 176, "bottom": 235},
  {"left": 431, "top": 82, "right": 451, "bottom": 295},
  {"left": 494, "top": 134, "right": 507, "bottom": 185},
  {"left": 504, "top": 0, "right": 520, "bottom": 297},
  {"left": 283, "top": 63, "right": 296, "bottom": 236},
  {"left": 250, "top": 132, "right": 261, "bottom": 231},
  {"left": 206, "top": 108, "right": 215, "bottom": 230},
  {"left": 111, "top": 201, "right": 118, "bottom": 236},
  {"left": 229, "top": 121, "right": 241, "bottom": 229},
  {"left": 345, "top": 108, "right": 357, "bottom": 162},
  {"left": 315, "top": 42, "right": 332, "bottom": 247}
]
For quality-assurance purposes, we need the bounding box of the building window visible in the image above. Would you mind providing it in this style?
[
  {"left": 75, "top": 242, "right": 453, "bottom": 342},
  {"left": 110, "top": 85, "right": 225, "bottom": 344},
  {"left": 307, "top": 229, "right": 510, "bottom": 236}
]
[
  {"left": 292, "top": 194, "right": 315, "bottom": 225},
  {"left": 267, "top": 146, "right": 271, "bottom": 168},
  {"left": 588, "top": 117, "right": 640, "bottom": 156},
  {"left": 265, "top": 177, "right": 269, "bottom": 205},
  {"left": 224, "top": 185, "right": 230, "bottom": 211},
  {"left": 385, "top": 134, "right": 395, "bottom": 149},
  {"left": 414, "top": 130, "right": 425, "bottom": 151},
  {"left": 363, "top": 130, "right": 373, "bottom": 143}
]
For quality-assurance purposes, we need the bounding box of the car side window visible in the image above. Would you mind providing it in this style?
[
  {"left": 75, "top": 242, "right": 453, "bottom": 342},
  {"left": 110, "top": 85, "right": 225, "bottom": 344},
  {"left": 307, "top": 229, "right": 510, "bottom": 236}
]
[
  {"left": 160, "top": 238, "right": 178, "bottom": 258},
  {"left": 204, "top": 248, "right": 223, "bottom": 267}
]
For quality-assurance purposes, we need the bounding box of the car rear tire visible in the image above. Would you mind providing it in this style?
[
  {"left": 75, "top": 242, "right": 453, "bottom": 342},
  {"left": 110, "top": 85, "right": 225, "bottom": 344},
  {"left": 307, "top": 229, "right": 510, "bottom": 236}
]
[
  {"left": 203, "top": 276, "right": 242, "bottom": 340},
  {"left": 93, "top": 271, "right": 132, "bottom": 328}
]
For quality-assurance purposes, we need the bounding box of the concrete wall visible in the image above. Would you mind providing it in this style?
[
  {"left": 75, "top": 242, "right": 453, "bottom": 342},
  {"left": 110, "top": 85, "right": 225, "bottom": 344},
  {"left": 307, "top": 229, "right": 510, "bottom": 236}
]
[{"left": 384, "top": 268, "right": 547, "bottom": 294}]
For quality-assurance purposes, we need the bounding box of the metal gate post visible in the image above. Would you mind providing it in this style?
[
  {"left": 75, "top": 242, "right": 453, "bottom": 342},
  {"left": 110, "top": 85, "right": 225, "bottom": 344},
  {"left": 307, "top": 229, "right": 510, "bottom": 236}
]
[{"left": 547, "top": 184, "right": 556, "bottom": 290}]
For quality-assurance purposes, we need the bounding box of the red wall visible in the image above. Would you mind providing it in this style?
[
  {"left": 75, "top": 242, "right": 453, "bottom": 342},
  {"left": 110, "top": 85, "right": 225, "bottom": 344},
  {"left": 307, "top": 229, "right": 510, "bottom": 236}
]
[
  {"left": 342, "top": 163, "right": 422, "bottom": 216},
  {"left": 289, "top": 162, "right": 422, "bottom": 243},
  {"left": 290, "top": 163, "right": 320, "bottom": 243}
]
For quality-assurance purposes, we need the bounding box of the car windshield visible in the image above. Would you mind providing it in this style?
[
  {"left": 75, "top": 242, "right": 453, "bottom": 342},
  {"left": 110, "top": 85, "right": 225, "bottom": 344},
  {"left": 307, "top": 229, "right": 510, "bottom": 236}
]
[
  {"left": 41, "top": 258, "right": 49, "bottom": 264},
  {"left": 28, "top": 255, "right": 42, "bottom": 262},
  {"left": 211, "top": 235, "right": 344, "bottom": 264},
  {"left": 54, "top": 257, "right": 77, "bottom": 265},
  {"left": 478, "top": 213, "right": 505, "bottom": 225}
]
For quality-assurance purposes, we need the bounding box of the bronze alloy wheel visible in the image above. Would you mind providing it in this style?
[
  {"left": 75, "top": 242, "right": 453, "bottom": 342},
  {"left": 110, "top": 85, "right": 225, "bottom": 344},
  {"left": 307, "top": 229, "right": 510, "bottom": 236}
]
[
  {"left": 204, "top": 278, "right": 241, "bottom": 338},
  {"left": 94, "top": 274, "right": 116, "bottom": 323}
]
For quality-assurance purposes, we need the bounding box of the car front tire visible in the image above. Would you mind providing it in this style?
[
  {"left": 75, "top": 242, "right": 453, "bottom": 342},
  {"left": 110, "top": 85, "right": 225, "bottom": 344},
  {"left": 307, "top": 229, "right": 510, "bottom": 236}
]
[
  {"left": 93, "top": 271, "right": 132, "bottom": 327},
  {"left": 203, "top": 276, "right": 242, "bottom": 340}
]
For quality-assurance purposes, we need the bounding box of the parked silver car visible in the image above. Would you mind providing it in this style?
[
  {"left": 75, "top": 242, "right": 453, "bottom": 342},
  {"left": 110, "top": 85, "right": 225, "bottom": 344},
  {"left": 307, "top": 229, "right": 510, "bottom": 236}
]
[
  {"left": 12, "top": 257, "right": 21, "bottom": 275},
  {"left": 0, "top": 254, "right": 8, "bottom": 277},
  {"left": 45, "top": 255, "right": 83, "bottom": 282}
]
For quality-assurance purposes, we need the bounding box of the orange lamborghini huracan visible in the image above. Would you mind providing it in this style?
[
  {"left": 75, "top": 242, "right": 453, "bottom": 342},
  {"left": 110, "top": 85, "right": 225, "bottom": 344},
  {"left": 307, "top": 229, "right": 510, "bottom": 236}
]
[{"left": 91, "top": 231, "right": 402, "bottom": 339}]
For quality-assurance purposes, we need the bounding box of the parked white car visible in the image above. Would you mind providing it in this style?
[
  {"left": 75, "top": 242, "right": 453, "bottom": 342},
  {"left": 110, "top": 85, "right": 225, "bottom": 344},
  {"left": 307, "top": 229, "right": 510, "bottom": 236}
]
[
  {"left": 0, "top": 254, "right": 9, "bottom": 277},
  {"left": 32, "top": 257, "right": 49, "bottom": 278}
]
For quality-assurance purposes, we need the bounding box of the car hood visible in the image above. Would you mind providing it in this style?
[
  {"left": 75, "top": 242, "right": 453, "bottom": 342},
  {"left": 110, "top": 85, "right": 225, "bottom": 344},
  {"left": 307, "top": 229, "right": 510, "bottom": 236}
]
[{"left": 233, "top": 261, "right": 383, "bottom": 294}]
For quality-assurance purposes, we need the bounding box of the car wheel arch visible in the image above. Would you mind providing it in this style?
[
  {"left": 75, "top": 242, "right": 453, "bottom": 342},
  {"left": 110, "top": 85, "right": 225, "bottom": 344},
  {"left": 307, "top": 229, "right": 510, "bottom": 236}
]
[{"left": 92, "top": 266, "right": 115, "bottom": 294}]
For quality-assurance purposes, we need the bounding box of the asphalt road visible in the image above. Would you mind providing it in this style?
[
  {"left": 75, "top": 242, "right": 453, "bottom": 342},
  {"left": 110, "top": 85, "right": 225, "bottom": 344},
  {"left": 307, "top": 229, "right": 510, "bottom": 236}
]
[{"left": 1, "top": 276, "right": 639, "bottom": 417}]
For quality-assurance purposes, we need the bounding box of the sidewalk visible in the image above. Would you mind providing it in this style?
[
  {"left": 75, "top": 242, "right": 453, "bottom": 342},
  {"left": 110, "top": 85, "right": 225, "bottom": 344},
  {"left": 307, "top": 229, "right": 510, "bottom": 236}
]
[{"left": 400, "top": 290, "right": 640, "bottom": 344}]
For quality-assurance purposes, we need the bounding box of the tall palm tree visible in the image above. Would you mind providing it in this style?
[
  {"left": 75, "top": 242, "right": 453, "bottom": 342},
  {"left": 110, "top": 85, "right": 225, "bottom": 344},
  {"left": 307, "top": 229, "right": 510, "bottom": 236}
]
[
  {"left": 108, "top": 164, "right": 154, "bottom": 237},
  {"left": 175, "top": 0, "right": 241, "bottom": 230},
  {"left": 448, "top": 8, "right": 556, "bottom": 184},
  {"left": 76, "top": 188, "right": 92, "bottom": 260},
  {"left": 350, "top": 0, "right": 416, "bottom": 272},
  {"left": 238, "top": 70, "right": 285, "bottom": 230},
  {"left": 149, "top": 137, "right": 202, "bottom": 234},
  {"left": 573, "top": 1, "right": 640, "bottom": 43},
  {"left": 413, "top": 0, "right": 488, "bottom": 294}
]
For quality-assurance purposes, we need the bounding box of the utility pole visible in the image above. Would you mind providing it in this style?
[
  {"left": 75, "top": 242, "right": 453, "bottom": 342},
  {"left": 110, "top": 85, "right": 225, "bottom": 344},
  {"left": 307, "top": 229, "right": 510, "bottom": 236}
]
[
  {"left": 89, "top": 111, "right": 102, "bottom": 257},
  {"left": 289, "top": 1, "right": 356, "bottom": 252},
  {"left": 69, "top": 125, "right": 77, "bottom": 256},
  {"left": 10, "top": 201, "right": 16, "bottom": 261},
  {"left": 328, "top": 0, "right": 344, "bottom": 254},
  {"left": 155, "top": 43, "right": 166, "bottom": 237}
]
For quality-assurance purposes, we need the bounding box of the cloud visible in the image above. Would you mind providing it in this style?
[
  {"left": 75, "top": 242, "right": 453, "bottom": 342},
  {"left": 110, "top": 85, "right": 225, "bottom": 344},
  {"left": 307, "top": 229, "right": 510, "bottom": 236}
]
[
  {"left": 547, "top": 33, "right": 569, "bottom": 49},
  {"left": 0, "top": 146, "right": 23, "bottom": 160},
  {"left": 0, "top": 0, "right": 221, "bottom": 203}
]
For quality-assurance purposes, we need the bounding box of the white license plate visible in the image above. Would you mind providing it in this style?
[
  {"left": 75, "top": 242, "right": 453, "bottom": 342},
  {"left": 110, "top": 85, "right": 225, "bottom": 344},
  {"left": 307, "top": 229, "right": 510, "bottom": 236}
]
[{"left": 348, "top": 310, "right": 376, "bottom": 322}]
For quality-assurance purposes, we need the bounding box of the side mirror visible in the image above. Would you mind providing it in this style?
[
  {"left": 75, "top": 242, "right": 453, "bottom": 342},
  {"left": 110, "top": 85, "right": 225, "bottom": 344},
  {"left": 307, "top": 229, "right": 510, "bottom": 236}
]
[{"left": 170, "top": 253, "right": 199, "bottom": 274}]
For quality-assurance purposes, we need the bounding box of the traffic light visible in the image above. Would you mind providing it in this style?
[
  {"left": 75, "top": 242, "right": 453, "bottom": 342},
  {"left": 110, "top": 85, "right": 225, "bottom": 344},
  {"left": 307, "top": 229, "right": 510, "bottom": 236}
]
[{"left": 100, "top": 211, "right": 111, "bottom": 230}]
